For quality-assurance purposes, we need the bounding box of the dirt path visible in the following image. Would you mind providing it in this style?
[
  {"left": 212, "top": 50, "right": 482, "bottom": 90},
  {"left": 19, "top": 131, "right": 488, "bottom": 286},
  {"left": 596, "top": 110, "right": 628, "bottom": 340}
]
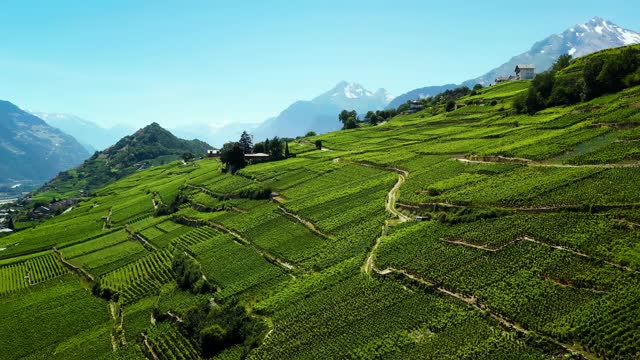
[
  {"left": 358, "top": 163, "right": 600, "bottom": 358},
  {"left": 174, "top": 216, "right": 295, "bottom": 271},
  {"left": 102, "top": 208, "right": 113, "bottom": 230},
  {"left": 386, "top": 173, "right": 410, "bottom": 222},
  {"left": 455, "top": 155, "right": 640, "bottom": 168},
  {"left": 278, "top": 206, "right": 332, "bottom": 240},
  {"left": 362, "top": 165, "right": 411, "bottom": 274},
  {"left": 52, "top": 247, "right": 95, "bottom": 282},
  {"left": 363, "top": 224, "right": 388, "bottom": 274},
  {"left": 142, "top": 333, "right": 159, "bottom": 360},
  {"left": 125, "top": 226, "right": 158, "bottom": 251},
  {"left": 440, "top": 235, "right": 638, "bottom": 275},
  {"left": 374, "top": 265, "right": 597, "bottom": 359}
]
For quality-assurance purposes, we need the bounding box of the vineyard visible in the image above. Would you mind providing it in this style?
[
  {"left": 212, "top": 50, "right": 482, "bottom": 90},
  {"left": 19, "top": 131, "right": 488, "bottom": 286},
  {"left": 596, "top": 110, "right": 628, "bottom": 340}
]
[
  {"left": 1, "top": 46, "right": 640, "bottom": 359},
  {"left": 100, "top": 249, "right": 174, "bottom": 303},
  {"left": 0, "top": 252, "right": 68, "bottom": 295}
]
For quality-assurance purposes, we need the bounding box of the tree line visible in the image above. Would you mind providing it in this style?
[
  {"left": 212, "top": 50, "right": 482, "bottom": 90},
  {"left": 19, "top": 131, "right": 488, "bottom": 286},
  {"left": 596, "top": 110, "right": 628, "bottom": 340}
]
[
  {"left": 219, "top": 131, "right": 292, "bottom": 173},
  {"left": 514, "top": 47, "right": 640, "bottom": 114}
]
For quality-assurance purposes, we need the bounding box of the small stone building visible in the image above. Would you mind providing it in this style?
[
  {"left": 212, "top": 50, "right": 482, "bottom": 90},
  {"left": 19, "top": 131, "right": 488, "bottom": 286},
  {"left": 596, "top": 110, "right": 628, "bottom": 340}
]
[{"left": 515, "top": 64, "right": 535, "bottom": 80}]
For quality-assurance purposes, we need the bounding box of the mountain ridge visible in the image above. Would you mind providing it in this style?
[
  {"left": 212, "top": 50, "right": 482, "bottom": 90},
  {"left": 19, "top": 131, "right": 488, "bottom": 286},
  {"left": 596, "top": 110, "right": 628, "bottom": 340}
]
[
  {"left": 389, "top": 17, "right": 640, "bottom": 108},
  {"left": 252, "top": 81, "right": 390, "bottom": 140},
  {"left": 32, "top": 122, "right": 211, "bottom": 200},
  {"left": 0, "top": 100, "right": 90, "bottom": 185}
]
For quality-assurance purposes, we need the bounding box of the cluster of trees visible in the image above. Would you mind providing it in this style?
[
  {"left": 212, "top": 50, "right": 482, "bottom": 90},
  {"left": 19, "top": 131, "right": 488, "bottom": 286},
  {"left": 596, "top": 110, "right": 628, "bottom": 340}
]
[
  {"left": 397, "top": 86, "right": 475, "bottom": 113},
  {"left": 252, "top": 136, "right": 289, "bottom": 158},
  {"left": 172, "top": 251, "right": 213, "bottom": 294},
  {"left": 178, "top": 300, "right": 267, "bottom": 357},
  {"left": 219, "top": 141, "right": 246, "bottom": 173},
  {"left": 338, "top": 110, "right": 359, "bottom": 129},
  {"left": 364, "top": 109, "right": 397, "bottom": 125},
  {"left": 219, "top": 132, "right": 293, "bottom": 173},
  {"left": 339, "top": 109, "right": 398, "bottom": 129},
  {"left": 515, "top": 48, "right": 640, "bottom": 114}
]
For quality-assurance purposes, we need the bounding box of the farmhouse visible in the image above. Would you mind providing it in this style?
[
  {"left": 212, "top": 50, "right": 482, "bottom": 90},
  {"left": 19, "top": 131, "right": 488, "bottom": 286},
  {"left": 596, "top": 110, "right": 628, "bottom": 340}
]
[
  {"left": 406, "top": 101, "right": 425, "bottom": 114},
  {"left": 515, "top": 64, "right": 535, "bottom": 80},
  {"left": 244, "top": 152, "right": 270, "bottom": 164},
  {"left": 245, "top": 153, "right": 270, "bottom": 160},
  {"left": 207, "top": 149, "right": 220, "bottom": 157}
]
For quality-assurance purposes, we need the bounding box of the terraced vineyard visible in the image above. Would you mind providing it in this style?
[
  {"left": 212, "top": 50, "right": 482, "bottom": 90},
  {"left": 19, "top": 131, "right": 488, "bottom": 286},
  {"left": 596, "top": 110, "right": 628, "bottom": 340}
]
[{"left": 1, "top": 46, "right": 640, "bottom": 359}]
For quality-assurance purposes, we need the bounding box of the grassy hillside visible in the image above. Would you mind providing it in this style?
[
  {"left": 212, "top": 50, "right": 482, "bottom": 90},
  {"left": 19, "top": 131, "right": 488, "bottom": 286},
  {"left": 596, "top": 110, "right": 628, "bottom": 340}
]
[
  {"left": 1, "top": 47, "right": 640, "bottom": 359},
  {"left": 32, "top": 122, "right": 210, "bottom": 201}
]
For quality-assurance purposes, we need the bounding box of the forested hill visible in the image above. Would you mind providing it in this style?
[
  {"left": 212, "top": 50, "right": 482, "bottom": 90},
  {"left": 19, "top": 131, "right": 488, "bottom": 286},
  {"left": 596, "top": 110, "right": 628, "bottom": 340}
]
[
  {"left": 1, "top": 46, "right": 640, "bottom": 359},
  {"left": 0, "top": 100, "right": 90, "bottom": 184},
  {"left": 33, "top": 122, "right": 210, "bottom": 200}
]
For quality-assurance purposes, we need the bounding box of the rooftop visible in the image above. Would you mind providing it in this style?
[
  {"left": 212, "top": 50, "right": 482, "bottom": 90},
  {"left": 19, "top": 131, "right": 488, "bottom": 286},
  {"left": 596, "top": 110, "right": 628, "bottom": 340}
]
[{"left": 245, "top": 153, "right": 270, "bottom": 157}]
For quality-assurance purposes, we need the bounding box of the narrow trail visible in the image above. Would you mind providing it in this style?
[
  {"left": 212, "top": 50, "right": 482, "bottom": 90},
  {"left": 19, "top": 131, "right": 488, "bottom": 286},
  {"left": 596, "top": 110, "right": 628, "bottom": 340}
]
[
  {"left": 52, "top": 247, "right": 95, "bottom": 282},
  {"left": 373, "top": 265, "right": 598, "bottom": 359},
  {"left": 455, "top": 155, "right": 640, "bottom": 168},
  {"left": 142, "top": 333, "right": 159, "bottom": 360},
  {"left": 102, "top": 208, "right": 113, "bottom": 230},
  {"left": 362, "top": 224, "right": 388, "bottom": 274},
  {"left": 353, "top": 161, "right": 411, "bottom": 223},
  {"left": 399, "top": 201, "right": 639, "bottom": 215},
  {"left": 277, "top": 206, "right": 332, "bottom": 240},
  {"left": 386, "top": 173, "right": 410, "bottom": 223},
  {"left": 361, "top": 164, "right": 411, "bottom": 274},
  {"left": 186, "top": 184, "right": 220, "bottom": 199},
  {"left": 125, "top": 226, "right": 158, "bottom": 251},
  {"left": 173, "top": 216, "right": 295, "bottom": 271},
  {"left": 441, "top": 235, "right": 638, "bottom": 275},
  {"left": 360, "top": 159, "right": 600, "bottom": 359}
]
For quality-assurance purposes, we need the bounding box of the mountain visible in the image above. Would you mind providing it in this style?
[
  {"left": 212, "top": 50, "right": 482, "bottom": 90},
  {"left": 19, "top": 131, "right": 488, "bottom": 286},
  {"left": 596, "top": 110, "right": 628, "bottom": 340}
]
[
  {"left": 253, "top": 81, "right": 391, "bottom": 139},
  {"left": 31, "top": 112, "right": 134, "bottom": 152},
  {"left": 0, "top": 100, "right": 90, "bottom": 184},
  {"left": 34, "top": 122, "right": 211, "bottom": 199},
  {"left": 462, "top": 17, "right": 640, "bottom": 87},
  {"left": 169, "top": 121, "right": 259, "bottom": 149},
  {"left": 391, "top": 17, "right": 640, "bottom": 106}
]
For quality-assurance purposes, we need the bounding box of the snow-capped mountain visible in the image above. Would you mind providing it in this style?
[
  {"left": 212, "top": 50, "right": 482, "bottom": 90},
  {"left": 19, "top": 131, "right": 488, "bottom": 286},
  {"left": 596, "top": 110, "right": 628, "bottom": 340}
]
[
  {"left": 462, "top": 17, "right": 640, "bottom": 87},
  {"left": 252, "top": 81, "right": 390, "bottom": 140},
  {"left": 390, "top": 17, "right": 640, "bottom": 108}
]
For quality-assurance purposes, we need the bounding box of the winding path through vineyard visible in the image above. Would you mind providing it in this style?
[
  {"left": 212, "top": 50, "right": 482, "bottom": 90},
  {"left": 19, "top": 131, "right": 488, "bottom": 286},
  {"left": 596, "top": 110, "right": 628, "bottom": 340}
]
[
  {"left": 174, "top": 216, "right": 295, "bottom": 271},
  {"left": 277, "top": 206, "right": 332, "bottom": 240},
  {"left": 362, "top": 162, "right": 600, "bottom": 360},
  {"left": 455, "top": 155, "right": 640, "bottom": 168}
]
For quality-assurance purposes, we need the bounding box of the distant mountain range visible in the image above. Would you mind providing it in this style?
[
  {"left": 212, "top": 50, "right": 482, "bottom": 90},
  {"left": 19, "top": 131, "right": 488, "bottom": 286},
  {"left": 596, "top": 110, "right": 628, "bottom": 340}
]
[
  {"left": 30, "top": 112, "right": 134, "bottom": 152},
  {"left": 0, "top": 100, "right": 90, "bottom": 185},
  {"left": 388, "top": 17, "right": 640, "bottom": 108},
  {"left": 34, "top": 122, "right": 211, "bottom": 198},
  {"left": 251, "top": 81, "right": 391, "bottom": 140},
  {"left": 20, "top": 17, "right": 640, "bottom": 149}
]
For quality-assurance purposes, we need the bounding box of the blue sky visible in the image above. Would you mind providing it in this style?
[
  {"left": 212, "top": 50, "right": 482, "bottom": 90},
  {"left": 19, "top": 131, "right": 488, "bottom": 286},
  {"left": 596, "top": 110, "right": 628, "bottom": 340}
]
[{"left": 0, "top": 0, "right": 637, "bottom": 129}]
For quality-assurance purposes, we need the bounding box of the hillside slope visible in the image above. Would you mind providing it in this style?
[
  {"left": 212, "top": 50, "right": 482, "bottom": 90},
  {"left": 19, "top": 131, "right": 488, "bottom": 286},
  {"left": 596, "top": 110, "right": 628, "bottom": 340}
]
[
  {"left": 0, "top": 47, "right": 640, "bottom": 359},
  {"left": 0, "top": 100, "right": 90, "bottom": 184},
  {"left": 33, "top": 122, "right": 210, "bottom": 199},
  {"left": 391, "top": 17, "right": 640, "bottom": 107}
]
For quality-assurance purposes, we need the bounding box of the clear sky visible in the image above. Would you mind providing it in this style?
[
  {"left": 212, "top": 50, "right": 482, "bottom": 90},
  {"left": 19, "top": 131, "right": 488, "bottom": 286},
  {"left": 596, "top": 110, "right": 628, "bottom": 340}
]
[{"left": 0, "top": 0, "right": 637, "bottom": 129}]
